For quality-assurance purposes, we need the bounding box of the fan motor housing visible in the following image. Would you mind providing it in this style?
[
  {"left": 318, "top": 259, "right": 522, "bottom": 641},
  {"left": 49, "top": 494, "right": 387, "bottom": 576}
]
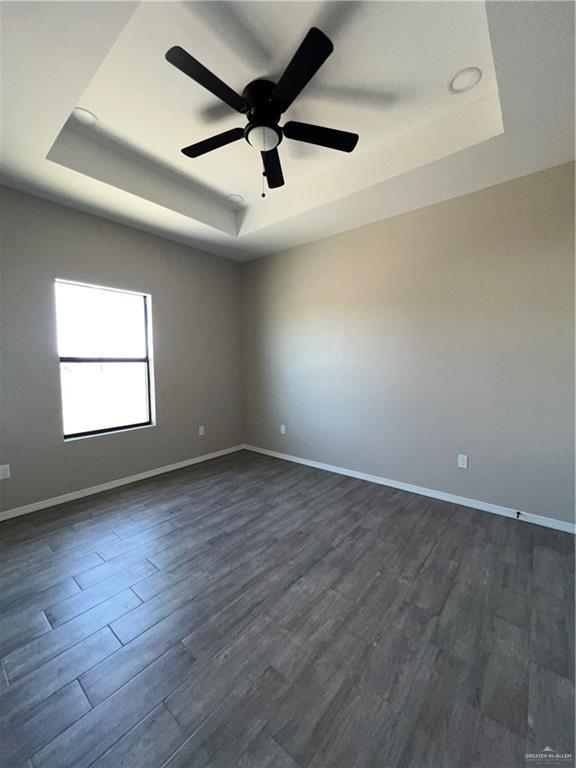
[{"left": 242, "top": 80, "right": 281, "bottom": 124}]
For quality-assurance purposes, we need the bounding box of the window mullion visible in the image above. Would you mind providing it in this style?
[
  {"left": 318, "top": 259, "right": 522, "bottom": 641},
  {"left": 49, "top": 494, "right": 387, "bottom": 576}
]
[{"left": 59, "top": 357, "right": 148, "bottom": 363}]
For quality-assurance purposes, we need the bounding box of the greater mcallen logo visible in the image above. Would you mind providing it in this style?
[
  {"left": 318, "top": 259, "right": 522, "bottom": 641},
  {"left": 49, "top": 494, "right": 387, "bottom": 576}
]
[{"left": 525, "top": 746, "right": 573, "bottom": 763}]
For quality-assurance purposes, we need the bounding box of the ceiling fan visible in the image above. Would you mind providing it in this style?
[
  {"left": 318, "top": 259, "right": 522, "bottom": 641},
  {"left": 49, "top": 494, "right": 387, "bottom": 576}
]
[{"left": 165, "top": 27, "right": 359, "bottom": 191}]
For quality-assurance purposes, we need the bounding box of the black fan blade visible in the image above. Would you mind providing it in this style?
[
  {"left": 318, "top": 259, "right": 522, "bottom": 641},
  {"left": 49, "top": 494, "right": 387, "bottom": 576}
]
[
  {"left": 166, "top": 46, "right": 248, "bottom": 114},
  {"left": 262, "top": 148, "right": 284, "bottom": 188},
  {"left": 271, "top": 28, "right": 333, "bottom": 113},
  {"left": 283, "top": 121, "right": 358, "bottom": 152},
  {"left": 181, "top": 128, "right": 244, "bottom": 158}
]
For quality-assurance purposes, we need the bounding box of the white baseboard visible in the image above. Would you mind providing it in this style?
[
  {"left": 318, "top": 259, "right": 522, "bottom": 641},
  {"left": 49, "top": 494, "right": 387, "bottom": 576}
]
[
  {"left": 2, "top": 443, "right": 573, "bottom": 535},
  {"left": 244, "top": 445, "right": 575, "bottom": 535},
  {"left": 0, "top": 445, "right": 245, "bottom": 523}
]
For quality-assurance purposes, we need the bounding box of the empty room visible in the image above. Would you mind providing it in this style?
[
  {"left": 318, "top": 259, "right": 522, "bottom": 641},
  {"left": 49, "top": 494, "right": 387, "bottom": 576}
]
[{"left": 0, "top": 1, "right": 574, "bottom": 767}]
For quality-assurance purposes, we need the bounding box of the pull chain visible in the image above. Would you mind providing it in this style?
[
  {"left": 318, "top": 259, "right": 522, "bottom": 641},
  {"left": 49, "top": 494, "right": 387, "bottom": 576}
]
[{"left": 261, "top": 129, "right": 267, "bottom": 198}]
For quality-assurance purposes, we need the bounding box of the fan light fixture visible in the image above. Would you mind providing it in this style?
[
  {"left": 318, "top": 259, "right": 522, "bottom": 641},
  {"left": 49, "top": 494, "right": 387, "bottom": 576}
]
[
  {"left": 246, "top": 125, "right": 281, "bottom": 152},
  {"left": 449, "top": 67, "right": 482, "bottom": 94}
]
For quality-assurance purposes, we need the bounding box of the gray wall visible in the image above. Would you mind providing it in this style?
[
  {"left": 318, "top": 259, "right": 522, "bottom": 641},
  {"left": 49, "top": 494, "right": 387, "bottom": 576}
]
[
  {"left": 242, "top": 164, "right": 575, "bottom": 524},
  {"left": 0, "top": 187, "right": 243, "bottom": 511},
  {"left": 2, "top": 164, "right": 574, "bottom": 524}
]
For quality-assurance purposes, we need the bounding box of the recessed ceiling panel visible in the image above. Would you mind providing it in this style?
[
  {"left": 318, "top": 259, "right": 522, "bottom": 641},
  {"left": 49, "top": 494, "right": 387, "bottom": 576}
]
[
  {"left": 1, "top": 1, "right": 573, "bottom": 259},
  {"left": 55, "top": 1, "right": 501, "bottom": 220}
]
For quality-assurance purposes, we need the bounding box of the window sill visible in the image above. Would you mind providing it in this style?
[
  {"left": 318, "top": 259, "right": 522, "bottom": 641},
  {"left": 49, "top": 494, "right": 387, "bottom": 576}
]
[{"left": 63, "top": 422, "right": 156, "bottom": 442}]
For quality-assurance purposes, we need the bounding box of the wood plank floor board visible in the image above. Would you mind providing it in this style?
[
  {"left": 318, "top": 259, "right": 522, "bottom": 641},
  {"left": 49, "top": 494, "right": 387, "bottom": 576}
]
[
  {"left": 160, "top": 736, "right": 211, "bottom": 768},
  {"left": 427, "top": 519, "right": 479, "bottom": 567},
  {"left": 0, "top": 668, "right": 9, "bottom": 694},
  {"left": 111, "top": 517, "right": 177, "bottom": 542},
  {"left": 44, "top": 560, "right": 157, "bottom": 627},
  {"left": 0, "top": 608, "right": 52, "bottom": 659},
  {"left": 144, "top": 535, "right": 217, "bottom": 571},
  {"left": 45, "top": 529, "right": 122, "bottom": 557},
  {"left": 530, "top": 586, "right": 575, "bottom": 680},
  {"left": 164, "top": 615, "right": 285, "bottom": 734},
  {"left": 0, "top": 579, "right": 81, "bottom": 619},
  {"left": 130, "top": 555, "right": 214, "bottom": 603},
  {"left": 89, "top": 704, "right": 186, "bottom": 768},
  {"left": 526, "top": 662, "right": 575, "bottom": 757},
  {"left": 267, "top": 595, "right": 363, "bottom": 684},
  {"left": 343, "top": 570, "right": 412, "bottom": 644},
  {"left": 75, "top": 523, "right": 176, "bottom": 588},
  {"left": 0, "top": 552, "right": 105, "bottom": 600},
  {"left": 267, "top": 638, "right": 370, "bottom": 766},
  {"left": 94, "top": 534, "right": 191, "bottom": 573},
  {"left": 288, "top": 587, "right": 354, "bottom": 648},
  {"left": 434, "top": 586, "right": 488, "bottom": 664},
  {"left": 0, "top": 451, "right": 572, "bottom": 768},
  {"left": 532, "top": 545, "right": 570, "bottom": 600},
  {"left": 306, "top": 681, "right": 389, "bottom": 768},
  {"left": 197, "top": 666, "right": 288, "bottom": 767},
  {"left": 267, "top": 561, "right": 341, "bottom": 630},
  {"left": 0, "top": 627, "right": 120, "bottom": 723},
  {"left": 470, "top": 716, "right": 526, "bottom": 768},
  {"left": 0, "top": 543, "right": 55, "bottom": 575},
  {"left": 181, "top": 559, "right": 308, "bottom": 665},
  {"left": 405, "top": 556, "right": 459, "bottom": 615},
  {"left": 371, "top": 642, "right": 471, "bottom": 768},
  {"left": 390, "top": 505, "right": 447, "bottom": 582},
  {"left": 110, "top": 569, "right": 215, "bottom": 644},
  {"left": 398, "top": 701, "right": 481, "bottom": 768},
  {"left": 455, "top": 538, "right": 505, "bottom": 604},
  {"left": 237, "top": 732, "right": 301, "bottom": 768},
  {"left": 493, "top": 586, "right": 530, "bottom": 631},
  {"left": 79, "top": 598, "right": 207, "bottom": 705},
  {"left": 0, "top": 680, "right": 91, "bottom": 767},
  {"left": 331, "top": 549, "right": 383, "bottom": 603},
  {"left": 323, "top": 525, "right": 374, "bottom": 572},
  {"left": 361, "top": 602, "right": 438, "bottom": 708},
  {"left": 479, "top": 629, "right": 530, "bottom": 736},
  {"left": 167, "top": 665, "right": 288, "bottom": 768},
  {"left": 31, "top": 643, "right": 196, "bottom": 768},
  {"left": 2, "top": 590, "right": 142, "bottom": 683}
]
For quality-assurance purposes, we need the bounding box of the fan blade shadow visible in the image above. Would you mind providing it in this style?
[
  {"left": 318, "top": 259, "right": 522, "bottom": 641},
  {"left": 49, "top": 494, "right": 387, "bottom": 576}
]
[
  {"left": 182, "top": 1, "right": 273, "bottom": 70},
  {"left": 312, "top": 1, "right": 364, "bottom": 40},
  {"left": 312, "top": 83, "right": 401, "bottom": 109}
]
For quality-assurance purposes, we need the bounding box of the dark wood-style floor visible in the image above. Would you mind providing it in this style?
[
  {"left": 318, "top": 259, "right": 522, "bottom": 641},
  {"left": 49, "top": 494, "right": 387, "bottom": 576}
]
[{"left": 0, "top": 450, "right": 574, "bottom": 768}]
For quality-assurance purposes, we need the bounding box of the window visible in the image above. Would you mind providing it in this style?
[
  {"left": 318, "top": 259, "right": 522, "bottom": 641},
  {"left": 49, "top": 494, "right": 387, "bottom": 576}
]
[{"left": 55, "top": 280, "right": 154, "bottom": 439}]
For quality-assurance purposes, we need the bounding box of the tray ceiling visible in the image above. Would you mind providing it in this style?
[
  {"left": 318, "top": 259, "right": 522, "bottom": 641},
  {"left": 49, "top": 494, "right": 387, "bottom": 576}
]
[{"left": 0, "top": 2, "right": 573, "bottom": 260}]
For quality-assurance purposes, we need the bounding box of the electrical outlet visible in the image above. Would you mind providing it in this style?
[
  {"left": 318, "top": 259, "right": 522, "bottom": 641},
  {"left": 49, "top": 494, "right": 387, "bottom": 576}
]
[
  {"left": 457, "top": 454, "right": 469, "bottom": 469},
  {"left": 0, "top": 464, "right": 11, "bottom": 480},
  {"left": 198, "top": 426, "right": 205, "bottom": 437},
  {"left": 280, "top": 424, "right": 286, "bottom": 435}
]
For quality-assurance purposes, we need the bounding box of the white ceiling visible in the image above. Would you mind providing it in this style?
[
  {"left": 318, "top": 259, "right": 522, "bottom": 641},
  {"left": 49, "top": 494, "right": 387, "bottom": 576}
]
[
  {"left": 0, "top": 2, "right": 573, "bottom": 261},
  {"left": 73, "top": 2, "right": 499, "bottom": 197}
]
